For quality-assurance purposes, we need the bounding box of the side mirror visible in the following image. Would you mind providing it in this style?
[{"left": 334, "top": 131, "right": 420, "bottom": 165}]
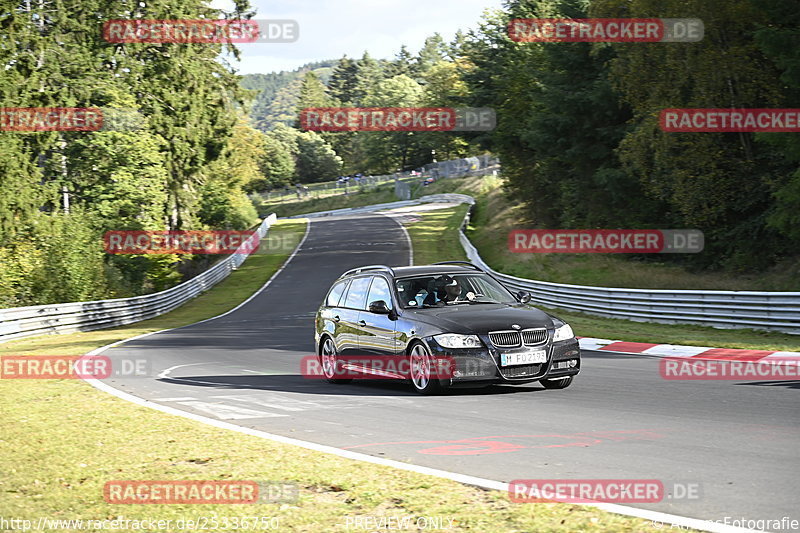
[
  {"left": 368, "top": 300, "right": 391, "bottom": 314},
  {"left": 516, "top": 291, "right": 531, "bottom": 304}
]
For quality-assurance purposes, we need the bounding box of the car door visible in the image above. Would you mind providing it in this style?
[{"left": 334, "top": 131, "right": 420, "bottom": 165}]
[
  {"left": 357, "top": 275, "right": 398, "bottom": 357},
  {"left": 319, "top": 278, "right": 349, "bottom": 350},
  {"left": 337, "top": 276, "right": 372, "bottom": 355}
]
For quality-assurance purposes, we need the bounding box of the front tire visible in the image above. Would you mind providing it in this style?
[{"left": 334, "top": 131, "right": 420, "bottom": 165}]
[
  {"left": 320, "top": 336, "right": 352, "bottom": 384},
  {"left": 408, "top": 343, "right": 445, "bottom": 395},
  {"left": 540, "top": 376, "right": 573, "bottom": 389}
]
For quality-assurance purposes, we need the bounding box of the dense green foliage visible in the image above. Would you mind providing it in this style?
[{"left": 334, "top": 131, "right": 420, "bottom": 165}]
[
  {"left": 458, "top": 0, "right": 800, "bottom": 271},
  {"left": 1, "top": 0, "right": 261, "bottom": 305}
]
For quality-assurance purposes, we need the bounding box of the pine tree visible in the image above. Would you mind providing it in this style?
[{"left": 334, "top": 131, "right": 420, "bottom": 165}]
[
  {"left": 328, "top": 56, "right": 359, "bottom": 104},
  {"left": 415, "top": 34, "right": 447, "bottom": 75},
  {"left": 352, "top": 52, "right": 384, "bottom": 105}
]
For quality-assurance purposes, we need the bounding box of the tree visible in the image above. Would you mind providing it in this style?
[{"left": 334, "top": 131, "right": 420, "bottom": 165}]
[
  {"left": 65, "top": 129, "right": 169, "bottom": 231},
  {"left": 463, "top": 0, "right": 645, "bottom": 229},
  {"left": 199, "top": 119, "right": 264, "bottom": 229},
  {"left": 415, "top": 34, "right": 447, "bottom": 75},
  {"left": 261, "top": 79, "right": 304, "bottom": 130},
  {"left": 385, "top": 45, "right": 417, "bottom": 78},
  {"left": 328, "top": 56, "right": 359, "bottom": 104},
  {"left": 593, "top": 0, "right": 793, "bottom": 269},
  {"left": 294, "top": 131, "right": 343, "bottom": 183},
  {"left": 752, "top": 0, "right": 800, "bottom": 243},
  {"left": 297, "top": 71, "right": 334, "bottom": 112},
  {"left": 254, "top": 133, "right": 296, "bottom": 190},
  {"left": 352, "top": 52, "right": 384, "bottom": 105},
  {"left": 359, "top": 75, "right": 427, "bottom": 172},
  {"left": 0, "top": 136, "right": 48, "bottom": 244}
]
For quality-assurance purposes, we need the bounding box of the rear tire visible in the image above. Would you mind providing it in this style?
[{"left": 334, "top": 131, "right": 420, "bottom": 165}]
[
  {"left": 540, "top": 376, "right": 573, "bottom": 389},
  {"left": 320, "top": 336, "right": 352, "bottom": 384},
  {"left": 408, "top": 343, "right": 445, "bottom": 395}
]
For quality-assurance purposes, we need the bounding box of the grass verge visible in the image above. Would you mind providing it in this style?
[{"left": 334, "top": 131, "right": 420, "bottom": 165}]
[
  {"left": 0, "top": 217, "right": 663, "bottom": 532},
  {"left": 405, "top": 205, "right": 470, "bottom": 265},
  {"left": 402, "top": 204, "right": 800, "bottom": 352},
  {"left": 255, "top": 183, "right": 399, "bottom": 219}
]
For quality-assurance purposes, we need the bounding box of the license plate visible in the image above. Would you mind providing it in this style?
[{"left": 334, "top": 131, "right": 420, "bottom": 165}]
[{"left": 500, "top": 349, "right": 547, "bottom": 366}]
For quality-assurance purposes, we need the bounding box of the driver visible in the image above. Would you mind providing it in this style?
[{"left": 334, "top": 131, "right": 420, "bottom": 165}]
[
  {"left": 422, "top": 275, "right": 462, "bottom": 305},
  {"left": 442, "top": 278, "right": 461, "bottom": 302}
]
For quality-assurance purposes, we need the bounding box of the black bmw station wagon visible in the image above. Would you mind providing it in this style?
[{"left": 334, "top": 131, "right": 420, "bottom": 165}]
[{"left": 314, "top": 262, "right": 580, "bottom": 394}]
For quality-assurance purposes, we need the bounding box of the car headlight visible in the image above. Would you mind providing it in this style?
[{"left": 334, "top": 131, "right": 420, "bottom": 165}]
[
  {"left": 434, "top": 333, "right": 482, "bottom": 349},
  {"left": 552, "top": 323, "right": 575, "bottom": 342}
]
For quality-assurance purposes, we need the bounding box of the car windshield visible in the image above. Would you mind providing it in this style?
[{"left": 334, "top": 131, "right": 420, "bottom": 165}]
[{"left": 395, "top": 273, "right": 517, "bottom": 308}]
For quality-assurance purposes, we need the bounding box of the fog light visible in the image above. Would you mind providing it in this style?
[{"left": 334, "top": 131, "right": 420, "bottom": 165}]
[{"left": 554, "top": 359, "right": 578, "bottom": 370}]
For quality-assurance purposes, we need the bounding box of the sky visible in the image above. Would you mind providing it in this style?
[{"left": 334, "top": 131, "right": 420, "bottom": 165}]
[{"left": 212, "top": 0, "right": 504, "bottom": 75}]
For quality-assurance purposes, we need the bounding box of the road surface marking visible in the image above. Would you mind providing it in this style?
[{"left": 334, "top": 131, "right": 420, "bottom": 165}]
[{"left": 176, "top": 400, "right": 287, "bottom": 419}]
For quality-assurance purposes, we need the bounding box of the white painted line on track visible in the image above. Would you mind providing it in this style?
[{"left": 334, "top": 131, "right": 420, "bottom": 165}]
[
  {"left": 157, "top": 362, "right": 208, "bottom": 379},
  {"left": 175, "top": 400, "right": 287, "bottom": 419},
  {"left": 642, "top": 345, "right": 713, "bottom": 357},
  {"left": 82, "top": 216, "right": 758, "bottom": 533},
  {"left": 210, "top": 394, "right": 312, "bottom": 412},
  {"left": 382, "top": 212, "right": 414, "bottom": 266}
]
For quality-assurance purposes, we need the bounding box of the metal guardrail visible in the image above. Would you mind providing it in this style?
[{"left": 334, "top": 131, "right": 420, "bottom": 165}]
[
  {"left": 0, "top": 214, "right": 278, "bottom": 343},
  {"left": 454, "top": 204, "right": 800, "bottom": 335},
  {"left": 255, "top": 155, "right": 499, "bottom": 202},
  {"left": 286, "top": 193, "right": 477, "bottom": 219}
]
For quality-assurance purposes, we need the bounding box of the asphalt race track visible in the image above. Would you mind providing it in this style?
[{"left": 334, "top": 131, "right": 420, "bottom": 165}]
[{"left": 100, "top": 213, "right": 800, "bottom": 527}]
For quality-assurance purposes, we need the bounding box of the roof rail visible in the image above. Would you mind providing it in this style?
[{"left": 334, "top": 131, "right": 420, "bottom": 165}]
[
  {"left": 433, "top": 261, "right": 484, "bottom": 272},
  {"left": 341, "top": 265, "right": 395, "bottom": 278}
]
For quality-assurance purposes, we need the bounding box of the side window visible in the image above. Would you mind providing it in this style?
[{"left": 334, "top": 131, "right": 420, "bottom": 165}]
[
  {"left": 343, "top": 276, "right": 372, "bottom": 310},
  {"left": 366, "top": 276, "right": 392, "bottom": 308},
  {"left": 325, "top": 280, "right": 349, "bottom": 307}
]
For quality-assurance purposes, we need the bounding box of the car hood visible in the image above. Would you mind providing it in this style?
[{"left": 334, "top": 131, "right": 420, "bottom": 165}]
[{"left": 405, "top": 304, "right": 555, "bottom": 334}]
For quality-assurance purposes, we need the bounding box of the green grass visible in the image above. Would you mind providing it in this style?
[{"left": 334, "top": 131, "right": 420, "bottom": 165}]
[
  {"left": 0, "top": 217, "right": 664, "bottom": 532},
  {"left": 406, "top": 205, "right": 470, "bottom": 265},
  {"left": 402, "top": 199, "right": 800, "bottom": 352}
]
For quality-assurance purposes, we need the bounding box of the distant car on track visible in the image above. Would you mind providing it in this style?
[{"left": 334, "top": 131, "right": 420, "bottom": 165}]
[{"left": 314, "top": 262, "right": 580, "bottom": 394}]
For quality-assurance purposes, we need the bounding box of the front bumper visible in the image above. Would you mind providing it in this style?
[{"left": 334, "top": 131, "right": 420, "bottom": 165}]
[{"left": 425, "top": 335, "right": 580, "bottom": 385}]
